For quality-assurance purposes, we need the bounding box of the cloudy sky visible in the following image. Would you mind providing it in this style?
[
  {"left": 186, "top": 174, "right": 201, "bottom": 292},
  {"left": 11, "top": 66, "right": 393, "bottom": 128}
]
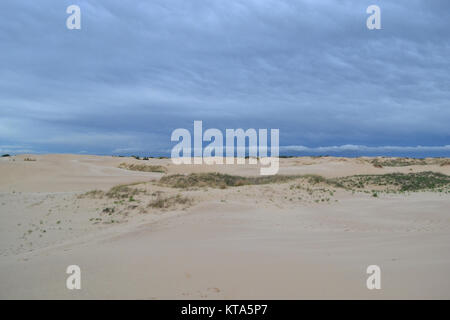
[{"left": 1, "top": 0, "right": 449, "bottom": 157}]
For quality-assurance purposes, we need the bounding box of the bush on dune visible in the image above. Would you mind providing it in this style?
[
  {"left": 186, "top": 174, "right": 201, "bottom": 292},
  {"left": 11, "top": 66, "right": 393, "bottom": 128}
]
[
  {"left": 118, "top": 162, "right": 167, "bottom": 173},
  {"left": 159, "top": 172, "right": 301, "bottom": 189}
]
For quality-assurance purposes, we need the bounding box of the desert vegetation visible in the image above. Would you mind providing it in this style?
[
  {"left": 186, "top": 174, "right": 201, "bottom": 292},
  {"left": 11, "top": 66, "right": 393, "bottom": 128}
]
[
  {"left": 78, "top": 180, "right": 193, "bottom": 223},
  {"left": 74, "top": 168, "right": 450, "bottom": 229},
  {"left": 329, "top": 171, "right": 450, "bottom": 193},
  {"left": 159, "top": 171, "right": 450, "bottom": 194},
  {"left": 148, "top": 194, "right": 192, "bottom": 209},
  {"left": 159, "top": 172, "right": 300, "bottom": 189},
  {"left": 118, "top": 162, "right": 167, "bottom": 173},
  {"left": 370, "top": 157, "right": 450, "bottom": 168}
]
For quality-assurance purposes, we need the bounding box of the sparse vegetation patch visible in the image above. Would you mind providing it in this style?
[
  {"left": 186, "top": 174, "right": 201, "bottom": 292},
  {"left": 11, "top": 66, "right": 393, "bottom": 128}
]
[
  {"left": 118, "top": 162, "right": 166, "bottom": 173},
  {"left": 330, "top": 171, "right": 450, "bottom": 192},
  {"left": 78, "top": 189, "right": 104, "bottom": 199},
  {"left": 370, "top": 157, "right": 450, "bottom": 167},
  {"left": 148, "top": 194, "right": 192, "bottom": 209},
  {"left": 105, "top": 183, "right": 145, "bottom": 199},
  {"left": 159, "top": 172, "right": 300, "bottom": 189},
  {"left": 159, "top": 171, "right": 450, "bottom": 193}
]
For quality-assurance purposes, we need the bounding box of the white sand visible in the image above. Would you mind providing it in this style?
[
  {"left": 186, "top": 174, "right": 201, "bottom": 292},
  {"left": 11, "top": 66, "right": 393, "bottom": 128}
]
[{"left": 1, "top": 154, "right": 449, "bottom": 299}]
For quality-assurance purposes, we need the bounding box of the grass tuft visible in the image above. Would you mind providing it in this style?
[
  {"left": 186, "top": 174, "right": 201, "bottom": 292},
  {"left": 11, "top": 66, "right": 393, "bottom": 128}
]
[
  {"left": 118, "top": 162, "right": 166, "bottom": 173},
  {"left": 78, "top": 189, "right": 105, "bottom": 199},
  {"left": 105, "top": 183, "right": 144, "bottom": 199},
  {"left": 148, "top": 194, "right": 192, "bottom": 209}
]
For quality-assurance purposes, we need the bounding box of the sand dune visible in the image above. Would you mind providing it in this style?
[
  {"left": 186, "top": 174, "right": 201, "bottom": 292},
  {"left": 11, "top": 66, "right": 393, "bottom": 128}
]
[{"left": 1, "top": 154, "right": 449, "bottom": 299}]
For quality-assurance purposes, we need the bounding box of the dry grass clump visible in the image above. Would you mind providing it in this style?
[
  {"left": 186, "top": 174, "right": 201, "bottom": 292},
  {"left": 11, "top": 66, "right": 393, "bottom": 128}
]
[
  {"left": 79, "top": 182, "right": 147, "bottom": 200},
  {"left": 148, "top": 194, "right": 192, "bottom": 209},
  {"left": 78, "top": 189, "right": 105, "bottom": 199},
  {"left": 440, "top": 160, "right": 450, "bottom": 167},
  {"left": 302, "top": 174, "right": 328, "bottom": 184},
  {"left": 105, "top": 183, "right": 145, "bottom": 199},
  {"left": 370, "top": 157, "right": 450, "bottom": 168},
  {"left": 118, "top": 162, "right": 166, "bottom": 173},
  {"left": 330, "top": 171, "right": 450, "bottom": 192},
  {"left": 371, "top": 158, "right": 427, "bottom": 167},
  {"left": 159, "top": 172, "right": 300, "bottom": 189},
  {"left": 290, "top": 172, "right": 450, "bottom": 193}
]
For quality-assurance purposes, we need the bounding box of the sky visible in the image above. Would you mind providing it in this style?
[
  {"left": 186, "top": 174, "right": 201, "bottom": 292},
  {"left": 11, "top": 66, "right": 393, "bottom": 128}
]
[{"left": 1, "top": 0, "right": 449, "bottom": 157}]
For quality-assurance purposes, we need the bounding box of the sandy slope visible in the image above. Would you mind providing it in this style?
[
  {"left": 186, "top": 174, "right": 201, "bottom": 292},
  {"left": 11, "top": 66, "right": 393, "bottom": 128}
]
[{"left": 0, "top": 154, "right": 449, "bottom": 299}]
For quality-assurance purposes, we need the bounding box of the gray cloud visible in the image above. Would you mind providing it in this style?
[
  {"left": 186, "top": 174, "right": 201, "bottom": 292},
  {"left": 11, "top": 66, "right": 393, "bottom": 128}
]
[{"left": 0, "top": 0, "right": 449, "bottom": 156}]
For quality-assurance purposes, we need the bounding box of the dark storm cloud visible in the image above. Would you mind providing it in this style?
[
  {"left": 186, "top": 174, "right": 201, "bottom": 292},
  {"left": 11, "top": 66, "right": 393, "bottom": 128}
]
[{"left": 0, "top": 0, "right": 449, "bottom": 155}]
